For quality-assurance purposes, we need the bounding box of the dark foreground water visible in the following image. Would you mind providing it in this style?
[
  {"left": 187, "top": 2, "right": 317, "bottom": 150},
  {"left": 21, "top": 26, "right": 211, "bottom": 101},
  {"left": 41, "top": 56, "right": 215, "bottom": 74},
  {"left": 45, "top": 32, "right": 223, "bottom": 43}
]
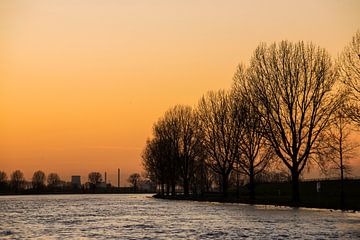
[{"left": 0, "top": 194, "right": 359, "bottom": 239}]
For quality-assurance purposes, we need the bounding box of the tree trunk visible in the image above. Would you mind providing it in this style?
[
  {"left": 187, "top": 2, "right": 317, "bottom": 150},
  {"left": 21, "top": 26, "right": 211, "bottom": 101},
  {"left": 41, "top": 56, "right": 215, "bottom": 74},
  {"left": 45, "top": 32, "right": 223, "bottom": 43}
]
[
  {"left": 183, "top": 178, "right": 189, "bottom": 196},
  {"left": 291, "top": 170, "right": 300, "bottom": 205},
  {"left": 249, "top": 165, "right": 255, "bottom": 201},
  {"left": 340, "top": 135, "right": 345, "bottom": 210},
  {"left": 166, "top": 183, "right": 170, "bottom": 196},
  {"left": 340, "top": 160, "right": 344, "bottom": 210},
  {"left": 236, "top": 171, "right": 240, "bottom": 199},
  {"left": 222, "top": 174, "right": 228, "bottom": 198},
  {"left": 171, "top": 181, "right": 176, "bottom": 196},
  {"left": 161, "top": 183, "right": 165, "bottom": 196},
  {"left": 249, "top": 175, "right": 255, "bottom": 201}
]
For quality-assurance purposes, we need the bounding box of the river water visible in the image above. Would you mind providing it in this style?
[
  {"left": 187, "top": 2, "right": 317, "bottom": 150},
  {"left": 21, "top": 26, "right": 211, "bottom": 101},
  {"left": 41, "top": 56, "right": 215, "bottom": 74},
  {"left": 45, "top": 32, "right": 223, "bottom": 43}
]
[{"left": 0, "top": 194, "right": 359, "bottom": 239}]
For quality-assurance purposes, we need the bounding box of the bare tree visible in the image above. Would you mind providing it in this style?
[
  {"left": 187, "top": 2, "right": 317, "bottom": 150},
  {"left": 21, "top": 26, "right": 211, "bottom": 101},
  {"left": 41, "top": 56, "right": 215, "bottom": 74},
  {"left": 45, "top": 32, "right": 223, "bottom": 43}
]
[
  {"left": 32, "top": 170, "right": 46, "bottom": 191},
  {"left": 248, "top": 41, "right": 341, "bottom": 204},
  {"left": 0, "top": 171, "right": 7, "bottom": 190},
  {"left": 10, "top": 170, "right": 25, "bottom": 192},
  {"left": 197, "top": 90, "right": 244, "bottom": 197},
  {"left": 339, "top": 30, "right": 360, "bottom": 123},
  {"left": 47, "top": 173, "right": 61, "bottom": 187},
  {"left": 153, "top": 117, "right": 180, "bottom": 196},
  {"left": 322, "top": 107, "right": 358, "bottom": 208},
  {"left": 163, "top": 105, "right": 204, "bottom": 196},
  {"left": 0, "top": 171, "right": 7, "bottom": 183},
  {"left": 88, "top": 172, "right": 102, "bottom": 190},
  {"left": 232, "top": 65, "right": 274, "bottom": 200},
  {"left": 191, "top": 152, "right": 212, "bottom": 196},
  {"left": 128, "top": 173, "right": 141, "bottom": 191},
  {"left": 142, "top": 138, "right": 171, "bottom": 195}
]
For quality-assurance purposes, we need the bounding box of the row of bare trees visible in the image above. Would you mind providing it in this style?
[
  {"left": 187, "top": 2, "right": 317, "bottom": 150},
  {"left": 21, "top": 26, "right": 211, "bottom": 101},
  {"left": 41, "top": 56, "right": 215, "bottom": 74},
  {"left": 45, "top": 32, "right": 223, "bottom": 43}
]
[{"left": 143, "top": 31, "right": 360, "bottom": 204}]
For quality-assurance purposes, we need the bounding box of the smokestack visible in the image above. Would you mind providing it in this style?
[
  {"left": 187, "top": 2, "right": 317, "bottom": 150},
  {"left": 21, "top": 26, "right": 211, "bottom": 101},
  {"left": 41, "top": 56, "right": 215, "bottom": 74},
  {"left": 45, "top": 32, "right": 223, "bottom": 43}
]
[
  {"left": 118, "top": 168, "right": 120, "bottom": 188},
  {"left": 104, "top": 172, "right": 107, "bottom": 184}
]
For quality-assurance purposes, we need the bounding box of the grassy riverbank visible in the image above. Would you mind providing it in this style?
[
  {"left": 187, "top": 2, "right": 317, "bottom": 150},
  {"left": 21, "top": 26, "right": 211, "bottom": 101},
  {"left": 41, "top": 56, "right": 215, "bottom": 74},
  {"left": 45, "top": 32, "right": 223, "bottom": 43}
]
[{"left": 154, "top": 179, "right": 360, "bottom": 211}]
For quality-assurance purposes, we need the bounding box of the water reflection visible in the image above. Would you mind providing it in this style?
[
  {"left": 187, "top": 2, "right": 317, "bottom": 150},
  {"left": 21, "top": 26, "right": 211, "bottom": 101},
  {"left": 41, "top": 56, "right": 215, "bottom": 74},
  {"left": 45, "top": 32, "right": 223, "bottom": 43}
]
[{"left": 0, "top": 194, "right": 359, "bottom": 239}]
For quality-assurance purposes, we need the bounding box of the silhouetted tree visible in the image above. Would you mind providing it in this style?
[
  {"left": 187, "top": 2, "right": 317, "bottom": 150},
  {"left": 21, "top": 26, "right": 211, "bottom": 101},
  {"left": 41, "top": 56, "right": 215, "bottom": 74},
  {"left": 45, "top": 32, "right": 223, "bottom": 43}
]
[
  {"left": 128, "top": 173, "right": 141, "bottom": 192},
  {"left": 197, "top": 90, "right": 244, "bottom": 197},
  {"left": 163, "top": 105, "right": 205, "bottom": 196},
  {"left": 232, "top": 65, "right": 274, "bottom": 200},
  {"left": 191, "top": 151, "right": 211, "bottom": 196},
  {"left": 339, "top": 30, "right": 360, "bottom": 124},
  {"left": 322, "top": 106, "right": 358, "bottom": 209},
  {"left": 247, "top": 41, "right": 341, "bottom": 204},
  {"left": 152, "top": 114, "right": 180, "bottom": 196},
  {"left": 32, "top": 170, "right": 46, "bottom": 191},
  {"left": 88, "top": 172, "right": 102, "bottom": 190},
  {"left": 10, "top": 170, "right": 25, "bottom": 192},
  {"left": 0, "top": 171, "right": 8, "bottom": 190},
  {"left": 88, "top": 172, "right": 102, "bottom": 184},
  {"left": 142, "top": 138, "right": 170, "bottom": 195},
  {"left": 47, "top": 173, "right": 61, "bottom": 188}
]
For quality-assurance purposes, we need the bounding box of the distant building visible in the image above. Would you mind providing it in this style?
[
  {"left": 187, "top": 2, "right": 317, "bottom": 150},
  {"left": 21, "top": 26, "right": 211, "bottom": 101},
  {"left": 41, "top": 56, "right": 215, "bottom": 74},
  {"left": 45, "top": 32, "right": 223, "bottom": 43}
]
[{"left": 71, "top": 176, "right": 81, "bottom": 188}]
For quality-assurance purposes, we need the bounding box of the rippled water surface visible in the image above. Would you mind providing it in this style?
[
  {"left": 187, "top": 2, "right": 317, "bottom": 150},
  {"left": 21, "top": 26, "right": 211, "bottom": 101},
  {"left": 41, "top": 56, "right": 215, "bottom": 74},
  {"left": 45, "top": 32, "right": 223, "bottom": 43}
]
[{"left": 0, "top": 194, "right": 359, "bottom": 239}]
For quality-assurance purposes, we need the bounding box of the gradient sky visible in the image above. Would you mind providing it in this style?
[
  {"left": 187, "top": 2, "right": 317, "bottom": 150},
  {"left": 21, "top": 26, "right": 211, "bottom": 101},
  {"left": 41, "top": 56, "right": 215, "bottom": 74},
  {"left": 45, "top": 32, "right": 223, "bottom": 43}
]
[{"left": 1, "top": 0, "right": 360, "bottom": 185}]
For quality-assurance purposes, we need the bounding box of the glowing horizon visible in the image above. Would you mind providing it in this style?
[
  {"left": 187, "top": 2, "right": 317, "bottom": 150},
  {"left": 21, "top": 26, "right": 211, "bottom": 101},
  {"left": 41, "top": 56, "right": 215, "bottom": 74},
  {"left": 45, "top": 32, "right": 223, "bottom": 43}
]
[{"left": 1, "top": 0, "right": 360, "bottom": 184}]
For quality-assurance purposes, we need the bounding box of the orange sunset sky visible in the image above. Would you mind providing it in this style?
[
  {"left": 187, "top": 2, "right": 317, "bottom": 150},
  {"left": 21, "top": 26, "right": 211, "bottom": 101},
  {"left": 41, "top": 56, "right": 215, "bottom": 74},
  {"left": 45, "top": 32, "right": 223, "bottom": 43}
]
[{"left": 1, "top": 0, "right": 360, "bottom": 185}]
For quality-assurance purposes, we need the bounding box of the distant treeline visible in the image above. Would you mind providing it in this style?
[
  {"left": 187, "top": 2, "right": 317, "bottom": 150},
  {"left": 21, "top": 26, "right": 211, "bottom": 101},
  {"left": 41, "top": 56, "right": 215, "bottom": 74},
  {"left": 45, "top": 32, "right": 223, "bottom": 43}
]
[
  {"left": 0, "top": 170, "right": 156, "bottom": 194},
  {"left": 142, "top": 31, "right": 360, "bottom": 208}
]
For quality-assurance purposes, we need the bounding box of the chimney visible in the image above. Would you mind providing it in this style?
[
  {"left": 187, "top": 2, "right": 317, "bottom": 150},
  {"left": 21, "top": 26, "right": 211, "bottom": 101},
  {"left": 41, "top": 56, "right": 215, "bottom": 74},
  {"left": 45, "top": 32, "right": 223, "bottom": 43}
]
[
  {"left": 104, "top": 172, "right": 107, "bottom": 184},
  {"left": 118, "top": 168, "right": 120, "bottom": 188}
]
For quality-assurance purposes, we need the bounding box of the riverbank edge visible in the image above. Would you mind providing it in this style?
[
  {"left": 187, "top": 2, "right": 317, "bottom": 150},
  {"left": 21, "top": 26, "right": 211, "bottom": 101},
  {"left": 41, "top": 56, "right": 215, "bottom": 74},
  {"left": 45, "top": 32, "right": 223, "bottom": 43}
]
[
  {"left": 153, "top": 194, "right": 359, "bottom": 212},
  {"left": 0, "top": 192, "right": 156, "bottom": 196}
]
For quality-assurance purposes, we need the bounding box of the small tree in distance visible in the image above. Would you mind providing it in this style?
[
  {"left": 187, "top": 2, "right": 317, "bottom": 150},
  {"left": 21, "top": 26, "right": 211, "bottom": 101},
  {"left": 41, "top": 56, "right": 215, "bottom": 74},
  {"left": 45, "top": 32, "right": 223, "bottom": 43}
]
[
  {"left": 0, "top": 171, "right": 8, "bottom": 190},
  {"left": 128, "top": 173, "right": 141, "bottom": 192},
  {"left": 32, "top": 170, "right": 46, "bottom": 191},
  {"left": 47, "top": 173, "right": 61, "bottom": 188},
  {"left": 88, "top": 172, "right": 102, "bottom": 191},
  {"left": 10, "top": 170, "right": 25, "bottom": 192}
]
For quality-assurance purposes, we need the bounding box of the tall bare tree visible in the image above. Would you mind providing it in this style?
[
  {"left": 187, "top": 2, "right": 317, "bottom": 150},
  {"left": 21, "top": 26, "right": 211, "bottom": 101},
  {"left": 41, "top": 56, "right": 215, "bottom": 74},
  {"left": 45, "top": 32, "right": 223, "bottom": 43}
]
[
  {"left": 197, "top": 90, "right": 244, "bottom": 197},
  {"left": 339, "top": 30, "right": 360, "bottom": 123},
  {"left": 153, "top": 116, "right": 180, "bottom": 195},
  {"left": 165, "top": 105, "right": 204, "bottom": 196},
  {"left": 248, "top": 41, "right": 341, "bottom": 204},
  {"left": 322, "top": 107, "right": 357, "bottom": 209},
  {"left": 142, "top": 138, "right": 172, "bottom": 195},
  {"left": 148, "top": 105, "right": 204, "bottom": 196},
  {"left": 232, "top": 65, "right": 274, "bottom": 200}
]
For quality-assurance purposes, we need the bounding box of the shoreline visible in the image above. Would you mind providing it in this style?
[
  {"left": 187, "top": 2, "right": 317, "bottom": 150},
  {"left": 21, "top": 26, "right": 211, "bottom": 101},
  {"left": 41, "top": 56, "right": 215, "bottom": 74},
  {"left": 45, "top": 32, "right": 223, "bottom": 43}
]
[
  {"left": 153, "top": 194, "right": 360, "bottom": 212},
  {"left": 0, "top": 192, "right": 155, "bottom": 196}
]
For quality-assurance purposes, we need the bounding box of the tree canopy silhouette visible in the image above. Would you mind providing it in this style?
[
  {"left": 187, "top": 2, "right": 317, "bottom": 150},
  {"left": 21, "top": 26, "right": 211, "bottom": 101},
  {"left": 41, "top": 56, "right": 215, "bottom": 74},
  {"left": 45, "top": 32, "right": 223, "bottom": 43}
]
[
  {"left": 247, "top": 41, "right": 342, "bottom": 203},
  {"left": 197, "top": 90, "right": 244, "bottom": 197},
  {"left": 32, "top": 170, "right": 46, "bottom": 191}
]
